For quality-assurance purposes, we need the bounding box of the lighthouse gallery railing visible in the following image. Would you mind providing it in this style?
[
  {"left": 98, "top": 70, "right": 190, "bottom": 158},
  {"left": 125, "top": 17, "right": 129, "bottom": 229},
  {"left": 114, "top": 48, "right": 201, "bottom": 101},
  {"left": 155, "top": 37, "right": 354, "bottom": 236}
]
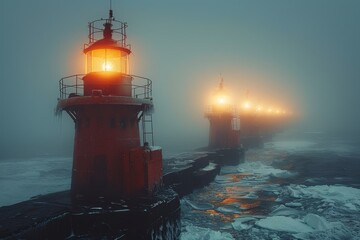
[{"left": 58, "top": 74, "right": 152, "bottom": 100}]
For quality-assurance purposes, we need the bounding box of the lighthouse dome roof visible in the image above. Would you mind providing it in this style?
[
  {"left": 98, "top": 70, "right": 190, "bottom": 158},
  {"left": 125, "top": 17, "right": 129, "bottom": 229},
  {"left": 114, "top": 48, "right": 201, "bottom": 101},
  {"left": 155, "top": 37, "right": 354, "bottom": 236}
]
[{"left": 84, "top": 38, "right": 131, "bottom": 54}]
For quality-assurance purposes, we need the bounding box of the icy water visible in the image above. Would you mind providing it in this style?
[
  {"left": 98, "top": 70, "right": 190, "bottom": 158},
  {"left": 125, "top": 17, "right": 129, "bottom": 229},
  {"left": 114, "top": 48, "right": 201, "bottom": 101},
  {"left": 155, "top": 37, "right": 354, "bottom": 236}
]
[
  {"left": 0, "top": 133, "right": 360, "bottom": 239},
  {"left": 0, "top": 156, "right": 71, "bottom": 207},
  {"left": 181, "top": 133, "right": 360, "bottom": 240}
]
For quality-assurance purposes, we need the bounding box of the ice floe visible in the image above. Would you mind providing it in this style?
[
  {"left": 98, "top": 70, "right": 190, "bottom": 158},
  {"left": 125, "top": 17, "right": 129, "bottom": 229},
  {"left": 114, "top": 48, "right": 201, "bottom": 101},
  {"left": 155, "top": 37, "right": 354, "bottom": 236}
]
[
  {"left": 294, "top": 214, "right": 352, "bottom": 240},
  {"left": 184, "top": 199, "right": 214, "bottom": 211},
  {"left": 243, "top": 192, "right": 258, "bottom": 199},
  {"left": 270, "top": 204, "right": 301, "bottom": 217},
  {"left": 286, "top": 184, "right": 360, "bottom": 210},
  {"left": 285, "top": 202, "right": 302, "bottom": 208},
  {"left": 237, "top": 161, "right": 295, "bottom": 179},
  {"left": 256, "top": 216, "right": 313, "bottom": 233},
  {"left": 255, "top": 213, "right": 353, "bottom": 239},
  {"left": 231, "top": 217, "right": 257, "bottom": 231},
  {"left": 181, "top": 224, "right": 234, "bottom": 240},
  {"left": 216, "top": 205, "right": 241, "bottom": 214},
  {"left": 303, "top": 213, "right": 330, "bottom": 231}
]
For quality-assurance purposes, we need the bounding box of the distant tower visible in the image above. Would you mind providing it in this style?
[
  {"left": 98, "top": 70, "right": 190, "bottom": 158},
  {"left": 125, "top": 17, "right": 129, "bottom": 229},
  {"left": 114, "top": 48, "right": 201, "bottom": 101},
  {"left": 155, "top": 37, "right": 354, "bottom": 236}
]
[
  {"left": 239, "top": 95, "right": 259, "bottom": 138},
  {"left": 205, "top": 79, "right": 240, "bottom": 149},
  {"left": 57, "top": 9, "right": 162, "bottom": 201}
]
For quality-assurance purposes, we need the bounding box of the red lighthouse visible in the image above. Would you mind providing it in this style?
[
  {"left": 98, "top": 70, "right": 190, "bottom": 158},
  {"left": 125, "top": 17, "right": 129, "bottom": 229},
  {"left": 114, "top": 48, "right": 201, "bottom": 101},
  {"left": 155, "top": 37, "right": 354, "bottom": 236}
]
[
  {"left": 57, "top": 10, "right": 162, "bottom": 202},
  {"left": 205, "top": 79, "right": 240, "bottom": 149}
]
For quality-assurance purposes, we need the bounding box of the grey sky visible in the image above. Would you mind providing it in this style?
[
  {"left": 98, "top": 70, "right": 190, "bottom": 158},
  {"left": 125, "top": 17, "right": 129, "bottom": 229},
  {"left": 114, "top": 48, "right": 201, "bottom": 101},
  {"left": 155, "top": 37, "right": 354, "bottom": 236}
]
[{"left": 0, "top": 0, "right": 359, "bottom": 157}]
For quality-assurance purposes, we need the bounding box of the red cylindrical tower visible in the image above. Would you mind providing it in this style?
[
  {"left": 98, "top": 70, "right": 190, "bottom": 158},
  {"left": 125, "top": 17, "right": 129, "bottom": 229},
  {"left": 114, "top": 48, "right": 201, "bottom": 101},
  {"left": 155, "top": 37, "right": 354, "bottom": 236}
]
[
  {"left": 205, "top": 80, "right": 240, "bottom": 149},
  {"left": 57, "top": 11, "right": 162, "bottom": 202}
]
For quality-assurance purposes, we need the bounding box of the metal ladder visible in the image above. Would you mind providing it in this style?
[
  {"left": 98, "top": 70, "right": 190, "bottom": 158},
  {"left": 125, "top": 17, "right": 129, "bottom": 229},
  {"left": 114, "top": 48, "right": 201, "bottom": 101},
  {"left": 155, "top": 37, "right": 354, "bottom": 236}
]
[{"left": 142, "top": 113, "right": 154, "bottom": 146}]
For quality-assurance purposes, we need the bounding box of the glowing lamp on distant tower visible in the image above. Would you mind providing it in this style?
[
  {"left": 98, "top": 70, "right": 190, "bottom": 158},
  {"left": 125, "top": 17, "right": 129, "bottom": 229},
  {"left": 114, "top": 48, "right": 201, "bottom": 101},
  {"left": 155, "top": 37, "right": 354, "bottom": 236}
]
[
  {"left": 217, "top": 96, "right": 226, "bottom": 105},
  {"left": 214, "top": 94, "right": 230, "bottom": 108},
  {"left": 205, "top": 79, "right": 240, "bottom": 149},
  {"left": 211, "top": 80, "right": 232, "bottom": 113},
  {"left": 256, "top": 105, "right": 263, "bottom": 112},
  {"left": 242, "top": 101, "right": 252, "bottom": 110}
]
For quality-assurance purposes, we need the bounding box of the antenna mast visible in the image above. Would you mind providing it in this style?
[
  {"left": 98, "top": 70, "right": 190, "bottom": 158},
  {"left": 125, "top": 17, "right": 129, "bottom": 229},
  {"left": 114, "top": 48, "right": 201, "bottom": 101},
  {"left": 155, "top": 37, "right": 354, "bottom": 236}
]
[
  {"left": 219, "top": 74, "right": 224, "bottom": 90},
  {"left": 109, "top": 0, "right": 113, "bottom": 19}
]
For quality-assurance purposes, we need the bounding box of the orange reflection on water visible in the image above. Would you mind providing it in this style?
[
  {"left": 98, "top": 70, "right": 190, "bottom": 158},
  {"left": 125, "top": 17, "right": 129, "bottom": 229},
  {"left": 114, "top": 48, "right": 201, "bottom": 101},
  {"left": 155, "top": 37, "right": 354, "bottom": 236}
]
[
  {"left": 216, "top": 192, "right": 225, "bottom": 197},
  {"left": 219, "top": 197, "right": 240, "bottom": 205},
  {"left": 240, "top": 201, "right": 261, "bottom": 210},
  {"left": 206, "top": 209, "right": 220, "bottom": 216},
  {"left": 224, "top": 185, "right": 252, "bottom": 195},
  {"left": 204, "top": 210, "right": 237, "bottom": 223},
  {"left": 228, "top": 174, "right": 248, "bottom": 182}
]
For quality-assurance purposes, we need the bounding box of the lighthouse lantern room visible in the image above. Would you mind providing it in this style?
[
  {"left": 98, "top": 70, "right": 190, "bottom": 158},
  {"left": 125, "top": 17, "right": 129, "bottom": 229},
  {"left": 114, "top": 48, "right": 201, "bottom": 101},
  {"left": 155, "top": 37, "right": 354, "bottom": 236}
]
[
  {"left": 57, "top": 9, "right": 162, "bottom": 202},
  {"left": 205, "top": 79, "right": 240, "bottom": 149}
]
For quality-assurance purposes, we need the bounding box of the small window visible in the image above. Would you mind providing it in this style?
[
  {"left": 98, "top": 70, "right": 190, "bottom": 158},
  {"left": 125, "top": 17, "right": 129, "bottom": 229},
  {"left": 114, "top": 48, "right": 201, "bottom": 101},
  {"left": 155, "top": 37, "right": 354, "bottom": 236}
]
[{"left": 120, "top": 118, "right": 126, "bottom": 129}]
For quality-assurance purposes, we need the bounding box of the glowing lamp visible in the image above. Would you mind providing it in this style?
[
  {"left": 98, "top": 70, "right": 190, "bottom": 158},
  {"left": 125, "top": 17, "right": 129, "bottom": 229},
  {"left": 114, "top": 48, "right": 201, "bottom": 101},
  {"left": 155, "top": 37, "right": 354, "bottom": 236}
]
[
  {"left": 102, "top": 61, "right": 113, "bottom": 71},
  {"left": 209, "top": 79, "right": 233, "bottom": 114},
  {"left": 242, "top": 101, "right": 252, "bottom": 110},
  {"left": 256, "top": 105, "right": 263, "bottom": 112},
  {"left": 217, "top": 96, "right": 227, "bottom": 105},
  {"left": 84, "top": 21, "right": 131, "bottom": 75},
  {"left": 85, "top": 48, "right": 129, "bottom": 74}
]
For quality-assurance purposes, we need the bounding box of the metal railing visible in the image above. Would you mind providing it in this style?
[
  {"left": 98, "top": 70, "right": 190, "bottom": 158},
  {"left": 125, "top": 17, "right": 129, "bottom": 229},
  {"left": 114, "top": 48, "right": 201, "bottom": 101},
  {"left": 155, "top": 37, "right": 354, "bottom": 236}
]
[
  {"left": 85, "top": 19, "right": 130, "bottom": 50},
  {"left": 131, "top": 75, "right": 152, "bottom": 99},
  {"left": 58, "top": 74, "right": 152, "bottom": 100},
  {"left": 59, "top": 74, "right": 85, "bottom": 99}
]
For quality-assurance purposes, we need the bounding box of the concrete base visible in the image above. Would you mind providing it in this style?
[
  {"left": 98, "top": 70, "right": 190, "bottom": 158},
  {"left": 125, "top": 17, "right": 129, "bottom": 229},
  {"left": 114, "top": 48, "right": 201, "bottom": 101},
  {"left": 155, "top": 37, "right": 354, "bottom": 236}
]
[
  {"left": 1, "top": 149, "right": 246, "bottom": 239},
  {"left": 163, "top": 148, "right": 245, "bottom": 197},
  {"left": 0, "top": 188, "right": 180, "bottom": 239}
]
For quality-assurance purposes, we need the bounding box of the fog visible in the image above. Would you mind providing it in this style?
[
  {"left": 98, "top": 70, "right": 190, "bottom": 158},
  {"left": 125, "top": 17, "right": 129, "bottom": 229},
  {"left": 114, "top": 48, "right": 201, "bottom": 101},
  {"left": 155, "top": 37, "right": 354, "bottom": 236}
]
[{"left": 1, "top": 0, "right": 360, "bottom": 158}]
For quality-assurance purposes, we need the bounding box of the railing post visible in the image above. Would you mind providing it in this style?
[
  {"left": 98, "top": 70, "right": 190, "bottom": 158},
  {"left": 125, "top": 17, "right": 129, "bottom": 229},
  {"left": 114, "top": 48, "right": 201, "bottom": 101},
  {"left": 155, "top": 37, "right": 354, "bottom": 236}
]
[
  {"left": 146, "top": 79, "right": 148, "bottom": 98},
  {"left": 63, "top": 81, "right": 64, "bottom": 99},
  {"left": 88, "top": 22, "right": 92, "bottom": 44},
  {"left": 76, "top": 76, "right": 78, "bottom": 96}
]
